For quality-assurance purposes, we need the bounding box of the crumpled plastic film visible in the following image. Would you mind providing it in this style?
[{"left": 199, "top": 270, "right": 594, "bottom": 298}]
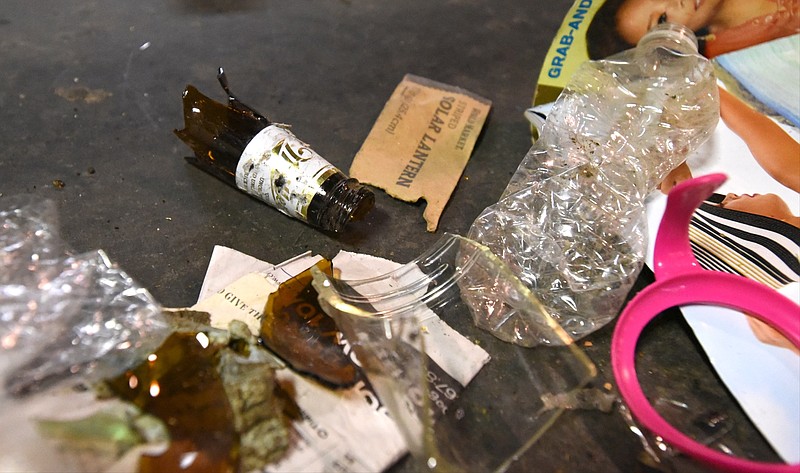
[
  {"left": 0, "top": 196, "right": 170, "bottom": 397},
  {"left": 468, "top": 23, "right": 719, "bottom": 343},
  {"left": 1, "top": 196, "right": 64, "bottom": 286}
]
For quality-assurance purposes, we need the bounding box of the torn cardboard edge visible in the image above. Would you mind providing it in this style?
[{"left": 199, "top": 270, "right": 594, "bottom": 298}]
[{"left": 350, "top": 74, "right": 491, "bottom": 232}]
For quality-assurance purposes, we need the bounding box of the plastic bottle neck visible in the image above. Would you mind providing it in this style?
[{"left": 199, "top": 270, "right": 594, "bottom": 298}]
[{"left": 636, "top": 22, "right": 699, "bottom": 56}]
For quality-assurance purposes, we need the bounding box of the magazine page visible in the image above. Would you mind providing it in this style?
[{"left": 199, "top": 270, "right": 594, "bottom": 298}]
[
  {"left": 532, "top": 0, "right": 800, "bottom": 464},
  {"left": 533, "top": 0, "right": 599, "bottom": 106}
]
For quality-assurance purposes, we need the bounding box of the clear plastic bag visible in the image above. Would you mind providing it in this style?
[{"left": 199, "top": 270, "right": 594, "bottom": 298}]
[
  {"left": 0, "top": 196, "right": 170, "bottom": 396},
  {"left": 468, "top": 23, "right": 719, "bottom": 342}
]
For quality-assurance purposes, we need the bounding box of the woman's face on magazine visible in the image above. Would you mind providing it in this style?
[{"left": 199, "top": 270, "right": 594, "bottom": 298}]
[
  {"left": 617, "top": 0, "right": 707, "bottom": 45},
  {"left": 721, "top": 192, "right": 799, "bottom": 226}
]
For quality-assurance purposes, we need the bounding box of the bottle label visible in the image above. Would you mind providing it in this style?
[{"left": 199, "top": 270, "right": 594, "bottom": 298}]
[{"left": 236, "top": 125, "right": 337, "bottom": 220}]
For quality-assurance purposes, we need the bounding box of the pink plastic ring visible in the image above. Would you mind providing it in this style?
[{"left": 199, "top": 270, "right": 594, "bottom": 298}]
[
  {"left": 611, "top": 271, "right": 800, "bottom": 473},
  {"left": 613, "top": 173, "right": 800, "bottom": 472}
]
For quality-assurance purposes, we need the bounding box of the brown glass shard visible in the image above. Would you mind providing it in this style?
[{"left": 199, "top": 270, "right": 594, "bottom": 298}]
[
  {"left": 261, "top": 259, "right": 360, "bottom": 388},
  {"left": 173, "top": 69, "right": 272, "bottom": 190},
  {"left": 105, "top": 331, "right": 238, "bottom": 473},
  {"left": 37, "top": 316, "right": 288, "bottom": 473}
]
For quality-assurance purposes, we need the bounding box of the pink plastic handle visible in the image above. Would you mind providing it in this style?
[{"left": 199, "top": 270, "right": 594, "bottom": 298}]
[
  {"left": 652, "top": 173, "right": 725, "bottom": 280},
  {"left": 612, "top": 174, "right": 800, "bottom": 473}
]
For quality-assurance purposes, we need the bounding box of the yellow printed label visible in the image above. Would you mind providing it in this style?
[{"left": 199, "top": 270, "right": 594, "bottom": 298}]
[{"left": 534, "top": 0, "right": 604, "bottom": 105}]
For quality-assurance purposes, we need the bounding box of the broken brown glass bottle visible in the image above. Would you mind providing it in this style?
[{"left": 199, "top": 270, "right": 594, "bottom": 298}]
[{"left": 174, "top": 69, "right": 374, "bottom": 233}]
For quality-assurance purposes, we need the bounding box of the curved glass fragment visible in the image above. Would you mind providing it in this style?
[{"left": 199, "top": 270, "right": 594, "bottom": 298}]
[{"left": 311, "top": 234, "right": 596, "bottom": 472}]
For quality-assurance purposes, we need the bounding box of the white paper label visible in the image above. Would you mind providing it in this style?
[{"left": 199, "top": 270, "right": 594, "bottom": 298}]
[{"left": 236, "top": 126, "right": 337, "bottom": 220}]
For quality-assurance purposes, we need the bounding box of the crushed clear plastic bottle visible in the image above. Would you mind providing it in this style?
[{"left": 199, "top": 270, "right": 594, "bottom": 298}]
[{"left": 467, "top": 23, "right": 719, "bottom": 343}]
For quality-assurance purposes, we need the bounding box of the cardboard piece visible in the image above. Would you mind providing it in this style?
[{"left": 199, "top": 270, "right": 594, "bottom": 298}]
[{"left": 350, "top": 74, "right": 491, "bottom": 232}]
